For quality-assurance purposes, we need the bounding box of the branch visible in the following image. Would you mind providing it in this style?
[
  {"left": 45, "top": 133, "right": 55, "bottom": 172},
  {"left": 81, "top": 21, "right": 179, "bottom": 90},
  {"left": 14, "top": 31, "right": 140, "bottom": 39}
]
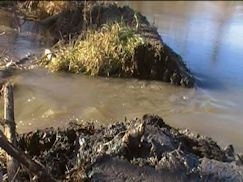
[{"left": 0, "top": 130, "right": 57, "bottom": 182}]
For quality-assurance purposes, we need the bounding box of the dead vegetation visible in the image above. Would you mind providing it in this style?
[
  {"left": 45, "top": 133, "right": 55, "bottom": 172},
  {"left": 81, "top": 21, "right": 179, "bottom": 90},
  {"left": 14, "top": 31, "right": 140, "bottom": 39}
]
[{"left": 39, "top": 22, "right": 145, "bottom": 77}]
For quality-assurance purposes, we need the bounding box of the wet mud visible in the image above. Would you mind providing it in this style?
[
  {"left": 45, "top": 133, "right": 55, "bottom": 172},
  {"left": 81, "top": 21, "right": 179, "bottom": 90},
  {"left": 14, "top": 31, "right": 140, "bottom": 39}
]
[{"left": 1, "top": 115, "right": 242, "bottom": 181}]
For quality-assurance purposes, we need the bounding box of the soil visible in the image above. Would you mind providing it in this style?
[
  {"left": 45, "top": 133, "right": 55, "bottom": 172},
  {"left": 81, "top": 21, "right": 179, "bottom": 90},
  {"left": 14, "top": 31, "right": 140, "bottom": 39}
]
[{"left": 1, "top": 115, "right": 242, "bottom": 181}]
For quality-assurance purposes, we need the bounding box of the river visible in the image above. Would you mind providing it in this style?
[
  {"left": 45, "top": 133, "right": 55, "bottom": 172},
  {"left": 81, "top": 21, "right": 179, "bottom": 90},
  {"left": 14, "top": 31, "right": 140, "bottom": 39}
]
[{"left": 0, "top": 1, "right": 243, "bottom": 152}]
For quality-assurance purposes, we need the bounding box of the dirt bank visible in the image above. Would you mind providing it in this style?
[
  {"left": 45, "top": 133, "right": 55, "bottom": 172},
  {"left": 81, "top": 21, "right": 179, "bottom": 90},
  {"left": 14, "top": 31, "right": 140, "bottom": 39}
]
[
  {"left": 1, "top": 115, "right": 242, "bottom": 181},
  {"left": 11, "top": 1, "right": 195, "bottom": 88}
]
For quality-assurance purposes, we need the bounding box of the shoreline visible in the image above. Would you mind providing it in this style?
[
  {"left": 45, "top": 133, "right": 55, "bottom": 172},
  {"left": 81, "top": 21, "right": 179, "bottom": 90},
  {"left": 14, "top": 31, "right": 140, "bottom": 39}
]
[
  {"left": 1, "top": 1, "right": 242, "bottom": 181},
  {"left": 1, "top": 1, "right": 195, "bottom": 87}
]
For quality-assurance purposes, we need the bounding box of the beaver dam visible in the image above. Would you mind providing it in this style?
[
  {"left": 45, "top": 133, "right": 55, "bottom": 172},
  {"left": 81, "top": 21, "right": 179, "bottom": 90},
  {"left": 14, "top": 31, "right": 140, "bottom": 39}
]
[{"left": 0, "top": 1, "right": 243, "bottom": 181}]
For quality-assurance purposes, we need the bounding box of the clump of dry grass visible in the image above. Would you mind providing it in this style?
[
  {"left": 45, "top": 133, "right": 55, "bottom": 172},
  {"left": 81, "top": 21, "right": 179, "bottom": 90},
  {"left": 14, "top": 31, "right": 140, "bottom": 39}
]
[
  {"left": 39, "top": 22, "right": 144, "bottom": 77},
  {"left": 36, "top": 1, "right": 67, "bottom": 16},
  {"left": 16, "top": 1, "right": 77, "bottom": 19}
]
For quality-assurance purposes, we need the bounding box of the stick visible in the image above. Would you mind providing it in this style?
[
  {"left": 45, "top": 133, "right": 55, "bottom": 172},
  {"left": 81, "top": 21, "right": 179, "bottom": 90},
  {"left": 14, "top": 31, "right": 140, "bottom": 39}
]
[
  {"left": 2, "top": 83, "right": 57, "bottom": 181},
  {"left": 3, "top": 83, "right": 19, "bottom": 181},
  {"left": 39, "top": 13, "right": 61, "bottom": 26},
  {"left": 0, "top": 130, "right": 57, "bottom": 182}
]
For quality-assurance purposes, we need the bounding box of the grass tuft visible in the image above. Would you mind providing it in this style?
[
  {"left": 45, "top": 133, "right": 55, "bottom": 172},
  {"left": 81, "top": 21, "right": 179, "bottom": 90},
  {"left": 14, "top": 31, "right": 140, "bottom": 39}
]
[{"left": 39, "top": 22, "right": 144, "bottom": 77}]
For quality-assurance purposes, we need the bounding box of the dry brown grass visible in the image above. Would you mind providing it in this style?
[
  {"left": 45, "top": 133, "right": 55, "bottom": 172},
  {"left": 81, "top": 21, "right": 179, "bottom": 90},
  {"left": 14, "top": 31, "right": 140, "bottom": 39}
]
[{"left": 39, "top": 22, "right": 144, "bottom": 77}]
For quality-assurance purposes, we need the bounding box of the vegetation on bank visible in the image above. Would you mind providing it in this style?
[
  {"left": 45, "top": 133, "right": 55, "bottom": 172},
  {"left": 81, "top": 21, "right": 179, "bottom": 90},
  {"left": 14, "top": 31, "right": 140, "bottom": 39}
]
[
  {"left": 39, "top": 22, "right": 145, "bottom": 77},
  {"left": 2, "top": 0, "right": 194, "bottom": 87}
]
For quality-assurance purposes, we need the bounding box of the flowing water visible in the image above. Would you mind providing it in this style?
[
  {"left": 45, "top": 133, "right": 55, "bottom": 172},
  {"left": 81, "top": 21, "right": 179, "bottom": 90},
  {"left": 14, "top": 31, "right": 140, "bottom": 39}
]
[{"left": 0, "top": 1, "right": 243, "bottom": 151}]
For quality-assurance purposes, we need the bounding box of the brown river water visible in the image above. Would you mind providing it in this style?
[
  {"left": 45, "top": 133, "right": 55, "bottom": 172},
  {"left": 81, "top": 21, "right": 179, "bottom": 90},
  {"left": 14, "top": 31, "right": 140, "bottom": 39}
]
[{"left": 0, "top": 1, "right": 243, "bottom": 151}]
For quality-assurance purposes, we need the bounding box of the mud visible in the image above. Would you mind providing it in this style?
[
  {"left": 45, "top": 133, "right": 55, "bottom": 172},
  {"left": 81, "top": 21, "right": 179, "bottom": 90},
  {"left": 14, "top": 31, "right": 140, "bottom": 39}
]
[{"left": 0, "top": 114, "right": 242, "bottom": 181}]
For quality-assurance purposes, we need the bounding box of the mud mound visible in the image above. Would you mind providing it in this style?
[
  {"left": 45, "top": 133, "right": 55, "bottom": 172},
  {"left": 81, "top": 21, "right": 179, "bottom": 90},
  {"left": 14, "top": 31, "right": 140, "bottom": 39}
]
[
  {"left": 3, "top": 2, "right": 194, "bottom": 87},
  {"left": 1, "top": 115, "right": 242, "bottom": 181},
  {"left": 40, "top": 2, "right": 194, "bottom": 87}
]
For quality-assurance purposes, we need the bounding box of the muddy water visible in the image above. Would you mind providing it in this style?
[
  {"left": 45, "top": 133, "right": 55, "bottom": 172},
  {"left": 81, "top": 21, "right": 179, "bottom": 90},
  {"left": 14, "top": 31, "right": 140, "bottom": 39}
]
[{"left": 1, "top": 2, "right": 243, "bottom": 151}]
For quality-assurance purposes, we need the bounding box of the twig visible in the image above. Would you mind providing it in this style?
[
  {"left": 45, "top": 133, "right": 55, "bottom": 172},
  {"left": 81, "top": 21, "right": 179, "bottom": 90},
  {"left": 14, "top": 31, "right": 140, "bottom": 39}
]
[
  {"left": 10, "top": 167, "right": 20, "bottom": 182},
  {"left": 237, "top": 154, "right": 243, "bottom": 164}
]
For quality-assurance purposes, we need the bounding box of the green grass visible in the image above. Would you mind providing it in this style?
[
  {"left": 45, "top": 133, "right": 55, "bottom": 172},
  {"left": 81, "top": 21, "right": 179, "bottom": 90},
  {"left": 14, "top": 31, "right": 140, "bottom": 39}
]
[{"left": 39, "top": 22, "right": 144, "bottom": 77}]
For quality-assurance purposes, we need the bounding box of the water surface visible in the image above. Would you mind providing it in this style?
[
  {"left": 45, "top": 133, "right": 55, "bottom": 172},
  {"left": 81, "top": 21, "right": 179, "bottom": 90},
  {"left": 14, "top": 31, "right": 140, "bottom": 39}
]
[
  {"left": 0, "top": 2, "right": 243, "bottom": 151},
  {"left": 120, "top": 1, "right": 243, "bottom": 151}
]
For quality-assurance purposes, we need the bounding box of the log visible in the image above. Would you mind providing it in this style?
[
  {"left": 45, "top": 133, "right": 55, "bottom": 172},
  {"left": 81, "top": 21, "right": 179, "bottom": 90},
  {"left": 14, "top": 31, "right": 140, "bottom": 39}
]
[
  {"left": 0, "top": 130, "right": 57, "bottom": 182},
  {"left": 3, "top": 83, "right": 19, "bottom": 181}
]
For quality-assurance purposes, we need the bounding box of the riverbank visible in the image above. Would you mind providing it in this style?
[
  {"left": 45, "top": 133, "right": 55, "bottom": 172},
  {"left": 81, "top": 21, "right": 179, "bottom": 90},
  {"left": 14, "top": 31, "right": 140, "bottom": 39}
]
[
  {"left": 1, "top": 2, "right": 243, "bottom": 181},
  {"left": 1, "top": 1, "right": 194, "bottom": 87},
  {"left": 1, "top": 114, "right": 242, "bottom": 181}
]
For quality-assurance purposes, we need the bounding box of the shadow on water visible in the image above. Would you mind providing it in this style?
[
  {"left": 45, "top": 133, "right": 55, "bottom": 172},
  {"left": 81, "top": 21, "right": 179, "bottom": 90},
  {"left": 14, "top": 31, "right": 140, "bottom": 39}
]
[{"left": 193, "top": 72, "right": 226, "bottom": 90}]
